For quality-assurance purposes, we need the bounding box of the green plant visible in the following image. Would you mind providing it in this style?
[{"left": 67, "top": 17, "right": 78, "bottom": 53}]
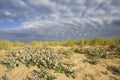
[
  {"left": 26, "top": 69, "right": 57, "bottom": 80},
  {"left": 107, "top": 65, "right": 120, "bottom": 76},
  {"left": 88, "top": 59, "right": 99, "bottom": 65},
  {"left": 57, "top": 49, "right": 72, "bottom": 58},
  {"left": 1, "top": 55, "right": 20, "bottom": 70},
  {"left": 64, "top": 68, "right": 77, "bottom": 79},
  {"left": 73, "top": 47, "right": 83, "bottom": 54},
  {"left": 0, "top": 46, "right": 77, "bottom": 79}
]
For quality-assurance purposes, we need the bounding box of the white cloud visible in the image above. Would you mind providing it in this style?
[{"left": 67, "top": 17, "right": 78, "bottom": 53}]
[
  {"left": 0, "top": 0, "right": 120, "bottom": 41},
  {"left": 28, "top": 0, "right": 56, "bottom": 9},
  {"left": 12, "top": 0, "right": 28, "bottom": 8},
  {"left": 4, "top": 11, "right": 16, "bottom": 17},
  {"left": 5, "top": 11, "right": 12, "bottom": 16}
]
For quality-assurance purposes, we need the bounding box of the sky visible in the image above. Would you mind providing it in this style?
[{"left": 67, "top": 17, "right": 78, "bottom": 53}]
[{"left": 0, "top": 0, "right": 120, "bottom": 42}]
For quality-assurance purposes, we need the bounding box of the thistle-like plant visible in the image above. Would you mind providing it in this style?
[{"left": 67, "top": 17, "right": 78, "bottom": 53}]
[
  {"left": 107, "top": 65, "right": 120, "bottom": 76},
  {"left": 0, "top": 46, "right": 77, "bottom": 79},
  {"left": 25, "top": 69, "right": 57, "bottom": 80}
]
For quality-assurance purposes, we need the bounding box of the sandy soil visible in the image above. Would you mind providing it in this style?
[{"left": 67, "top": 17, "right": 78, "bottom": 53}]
[{"left": 0, "top": 47, "right": 120, "bottom": 80}]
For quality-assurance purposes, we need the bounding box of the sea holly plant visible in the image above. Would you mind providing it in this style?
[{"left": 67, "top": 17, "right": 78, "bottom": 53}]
[
  {"left": 0, "top": 55, "right": 20, "bottom": 70},
  {"left": 73, "top": 46, "right": 120, "bottom": 65},
  {"left": 0, "top": 46, "right": 77, "bottom": 79},
  {"left": 57, "top": 48, "right": 73, "bottom": 58},
  {"left": 107, "top": 65, "right": 120, "bottom": 76},
  {"left": 25, "top": 69, "right": 57, "bottom": 80}
]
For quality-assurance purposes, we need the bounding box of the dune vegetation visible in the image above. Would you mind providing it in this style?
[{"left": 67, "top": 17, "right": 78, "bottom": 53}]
[{"left": 0, "top": 38, "right": 120, "bottom": 80}]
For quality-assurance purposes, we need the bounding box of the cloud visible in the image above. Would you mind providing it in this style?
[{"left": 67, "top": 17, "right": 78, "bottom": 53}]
[{"left": 0, "top": 0, "right": 120, "bottom": 41}]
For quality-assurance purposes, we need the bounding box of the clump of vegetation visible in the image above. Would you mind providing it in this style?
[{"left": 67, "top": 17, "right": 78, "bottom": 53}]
[
  {"left": 0, "top": 74, "right": 11, "bottom": 80},
  {"left": 0, "top": 46, "right": 77, "bottom": 79},
  {"left": 26, "top": 69, "right": 57, "bottom": 80},
  {"left": 57, "top": 48, "right": 73, "bottom": 58},
  {"left": 64, "top": 67, "right": 77, "bottom": 79},
  {"left": 107, "top": 65, "right": 120, "bottom": 76},
  {"left": 73, "top": 47, "right": 83, "bottom": 54},
  {"left": 109, "top": 44, "right": 120, "bottom": 52},
  {"left": 74, "top": 47, "right": 106, "bottom": 65},
  {"left": 86, "top": 51, "right": 105, "bottom": 60},
  {"left": 0, "top": 55, "right": 20, "bottom": 70},
  {"left": 73, "top": 45, "right": 120, "bottom": 65},
  {"left": 26, "top": 68, "right": 77, "bottom": 80},
  {"left": 87, "top": 59, "right": 99, "bottom": 65}
]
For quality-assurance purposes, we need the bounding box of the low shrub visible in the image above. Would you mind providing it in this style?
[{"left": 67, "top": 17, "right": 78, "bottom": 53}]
[
  {"left": 0, "top": 46, "right": 77, "bottom": 79},
  {"left": 26, "top": 69, "right": 57, "bottom": 80},
  {"left": 107, "top": 66, "right": 120, "bottom": 76}
]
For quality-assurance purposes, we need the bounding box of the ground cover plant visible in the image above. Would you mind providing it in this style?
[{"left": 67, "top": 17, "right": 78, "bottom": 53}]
[
  {"left": 0, "top": 46, "right": 77, "bottom": 80},
  {"left": 73, "top": 44, "right": 120, "bottom": 65},
  {"left": 107, "top": 65, "right": 120, "bottom": 76}
]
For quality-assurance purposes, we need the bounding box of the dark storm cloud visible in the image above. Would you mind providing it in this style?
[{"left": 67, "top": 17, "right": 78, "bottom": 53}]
[{"left": 0, "top": 0, "right": 120, "bottom": 41}]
